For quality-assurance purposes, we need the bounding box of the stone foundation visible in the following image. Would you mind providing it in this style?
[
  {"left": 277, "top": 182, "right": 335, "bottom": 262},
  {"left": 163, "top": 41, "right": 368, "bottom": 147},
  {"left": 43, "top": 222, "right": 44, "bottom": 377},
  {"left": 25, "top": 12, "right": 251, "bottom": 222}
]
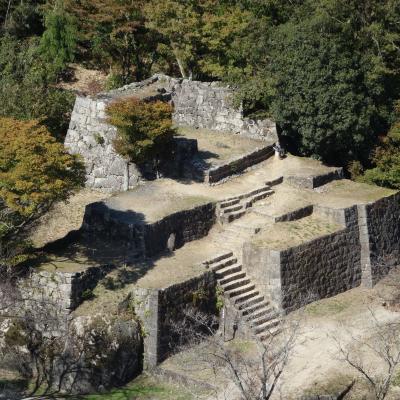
[
  {"left": 243, "top": 205, "right": 362, "bottom": 312},
  {"left": 19, "top": 265, "right": 115, "bottom": 313},
  {"left": 64, "top": 74, "right": 278, "bottom": 192},
  {"left": 132, "top": 271, "right": 217, "bottom": 368},
  {"left": 358, "top": 192, "right": 400, "bottom": 287},
  {"left": 82, "top": 201, "right": 216, "bottom": 258},
  {"left": 286, "top": 168, "right": 344, "bottom": 189}
]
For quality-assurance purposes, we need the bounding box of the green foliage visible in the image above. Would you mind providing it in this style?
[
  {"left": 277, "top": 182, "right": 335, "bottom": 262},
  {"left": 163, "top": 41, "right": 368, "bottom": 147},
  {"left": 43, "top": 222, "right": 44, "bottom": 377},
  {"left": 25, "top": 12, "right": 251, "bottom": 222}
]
[
  {"left": 216, "top": 285, "right": 224, "bottom": 312},
  {"left": 227, "top": 0, "right": 400, "bottom": 166},
  {"left": 268, "top": 20, "right": 377, "bottom": 164},
  {"left": 81, "top": 288, "right": 95, "bottom": 300},
  {"left": 144, "top": 0, "right": 252, "bottom": 80},
  {"left": 0, "top": 0, "right": 46, "bottom": 38},
  {"left": 94, "top": 133, "right": 105, "bottom": 145},
  {"left": 105, "top": 72, "right": 126, "bottom": 90},
  {"left": 66, "top": 0, "right": 156, "bottom": 83},
  {"left": 39, "top": 0, "right": 77, "bottom": 73},
  {"left": 106, "top": 98, "right": 176, "bottom": 165},
  {"left": 361, "top": 102, "right": 400, "bottom": 189},
  {"left": 0, "top": 35, "right": 75, "bottom": 139},
  {"left": 4, "top": 322, "right": 28, "bottom": 347},
  {"left": 82, "top": 375, "right": 192, "bottom": 400},
  {"left": 0, "top": 117, "right": 84, "bottom": 266}
]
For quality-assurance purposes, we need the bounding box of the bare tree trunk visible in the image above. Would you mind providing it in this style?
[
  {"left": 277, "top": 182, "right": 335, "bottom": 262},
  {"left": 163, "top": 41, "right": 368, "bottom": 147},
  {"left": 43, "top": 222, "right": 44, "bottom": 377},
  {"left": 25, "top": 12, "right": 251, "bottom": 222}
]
[
  {"left": 4, "top": 0, "right": 12, "bottom": 29},
  {"left": 172, "top": 45, "right": 187, "bottom": 78}
]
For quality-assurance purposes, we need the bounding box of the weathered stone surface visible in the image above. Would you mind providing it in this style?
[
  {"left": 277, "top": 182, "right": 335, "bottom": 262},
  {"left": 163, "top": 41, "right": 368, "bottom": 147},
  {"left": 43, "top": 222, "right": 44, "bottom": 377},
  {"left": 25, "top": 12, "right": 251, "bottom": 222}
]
[
  {"left": 358, "top": 192, "right": 400, "bottom": 287},
  {"left": 18, "top": 265, "right": 115, "bottom": 314},
  {"left": 244, "top": 206, "right": 362, "bottom": 312},
  {"left": 286, "top": 168, "right": 344, "bottom": 189},
  {"left": 132, "top": 271, "right": 217, "bottom": 368},
  {"left": 59, "top": 315, "right": 142, "bottom": 394},
  {"left": 64, "top": 74, "right": 278, "bottom": 192},
  {"left": 82, "top": 201, "right": 216, "bottom": 258}
]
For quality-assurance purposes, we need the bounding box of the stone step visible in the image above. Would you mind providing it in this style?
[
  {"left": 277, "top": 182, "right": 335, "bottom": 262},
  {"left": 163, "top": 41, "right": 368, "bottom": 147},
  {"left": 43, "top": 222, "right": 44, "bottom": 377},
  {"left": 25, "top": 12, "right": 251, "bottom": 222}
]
[
  {"left": 245, "top": 190, "right": 274, "bottom": 208},
  {"left": 220, "top": 198, "right": 240, "bottom": 208},
  {"left": 223, "top": 204, "right": 243, "bottom": 214},
  {"left": 223, "top": 185, "right": 271, "bottom": 203},
  {"left": 218, "top": 271, "right": 246, "bottom": 286},
  {"left": 227, "top": 282, "right": 256, "bottom": 298},
  {"left": 256, "top": 326, "right": 281, "bottom": 341},
  {"left": 242, "top": 302, "right": 271, "bottom": 317},
  {"left": 252, "top": 317, "right": 280, "bottom": 335},
  {"left": 226, "top": 210, "right": 246, "bottom": 222},
  {"left": 210, "top": 257, "right": 238, "bottom": 272},
  {"left": 243, "top": 186, "right": 273, "bottom": 199},
  {"left": 205, "top": 251, "right": 233, "bottom": 266},
  {"left": 222, "top": 277, "right": 251, "bottom": 292},
  {"left": 215, "top": 263, "right": 242, "bottom": 278},
  {"left": 238, "top": 295, "right": 265, "bottom": 310},
  {"left": 234, "top": 289, "right": 260, "bottom": 305},
  {"left": 247, "top": 308, "right": 276, "bottom": 324}
]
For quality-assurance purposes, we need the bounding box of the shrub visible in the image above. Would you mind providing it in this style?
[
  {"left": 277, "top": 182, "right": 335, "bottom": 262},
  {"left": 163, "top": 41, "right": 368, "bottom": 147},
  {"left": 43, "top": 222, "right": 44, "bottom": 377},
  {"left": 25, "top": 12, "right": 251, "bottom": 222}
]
[
  {"left": 81, "top": 289, "right": 94, "bottom": 300},
  {"left": 106, "top": 97, "right": 176, "bottom": 165}
]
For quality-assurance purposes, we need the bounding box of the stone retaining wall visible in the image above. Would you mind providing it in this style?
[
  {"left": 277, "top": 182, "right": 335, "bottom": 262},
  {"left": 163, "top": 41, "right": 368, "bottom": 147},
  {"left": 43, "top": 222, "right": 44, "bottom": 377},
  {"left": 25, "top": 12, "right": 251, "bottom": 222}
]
[
  {"left": 205, "top": 145, "right": 274, "bottom": 184},
  {"left": 132, "top": 271, "right": 217, "bottom": 368},
  {"left": 64, "top": 74, "right": 278, "bottom": 192},
  {"left": 358, "top": 192, "right": 400, "bottom": 287},
  {"left": 65, "top": 96, "right": 141, "bottom": 192},
  {"left": 165, "top": 76, "right": 277, "bottom": 141},
  {"left": 143, "top": 203, "right": 216, "bottom": 256},
  {"left": 274, "top": 205, "right": 314, "bottom": 223},
  {"left": 20, "top": 265, "right": 115, "bottom": 313},
  {"left": 286, "top": 168, "right": 343, "bottom": 189},
  {"left": 82, "top": 201, "right": 216, "bottom": 258},
  {"left": 243, "top": 206, "right": 362, "bottom": 312}
]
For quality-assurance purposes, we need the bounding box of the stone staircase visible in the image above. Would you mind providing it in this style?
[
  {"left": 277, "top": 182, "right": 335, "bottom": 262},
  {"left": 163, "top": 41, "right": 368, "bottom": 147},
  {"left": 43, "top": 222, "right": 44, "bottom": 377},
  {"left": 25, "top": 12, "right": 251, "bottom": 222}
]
[
  {"left": 204, "top": 252, "right": 281, "bottom": 341},
  {"left": 218, "top": 184, "right": 274, "bottom": 224}
]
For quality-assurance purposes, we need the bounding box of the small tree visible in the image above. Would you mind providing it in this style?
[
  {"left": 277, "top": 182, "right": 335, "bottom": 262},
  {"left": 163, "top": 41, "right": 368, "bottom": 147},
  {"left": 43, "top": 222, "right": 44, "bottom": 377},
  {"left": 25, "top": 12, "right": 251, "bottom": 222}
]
[
  {"left": 172, "top": 309, "right": 299, "bottom": 400},
  {"left": 335, "top": 310, "right": 400, "bottom": 400},
  {"left": 362, "top": 103, "right": 400, "bottom": 189},
  {"left": 106, "top": 98, "right": 176, "bottom": 170},
  {"left": 39, "top": 0, "right": 77, "bottom": 74}
]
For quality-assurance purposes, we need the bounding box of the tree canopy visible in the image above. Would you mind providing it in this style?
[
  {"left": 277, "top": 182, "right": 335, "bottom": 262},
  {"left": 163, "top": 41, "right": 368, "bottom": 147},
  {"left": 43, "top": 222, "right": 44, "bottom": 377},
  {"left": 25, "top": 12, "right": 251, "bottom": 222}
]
[
  {"left": 0, "top": 117, "right": 84, "bottom": 265},
  {"left": 0, "top": 0, "right": 400, "bottom": 189},
  {"left": 106, "top": 98, "right": 176, "bottom": 166}
]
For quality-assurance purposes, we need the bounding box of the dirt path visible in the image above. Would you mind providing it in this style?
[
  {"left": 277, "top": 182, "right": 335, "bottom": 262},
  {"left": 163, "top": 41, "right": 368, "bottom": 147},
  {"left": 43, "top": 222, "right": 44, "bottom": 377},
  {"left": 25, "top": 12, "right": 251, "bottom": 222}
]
[{"left": 159, "top": 274, "right": 400, "bottom": 400}]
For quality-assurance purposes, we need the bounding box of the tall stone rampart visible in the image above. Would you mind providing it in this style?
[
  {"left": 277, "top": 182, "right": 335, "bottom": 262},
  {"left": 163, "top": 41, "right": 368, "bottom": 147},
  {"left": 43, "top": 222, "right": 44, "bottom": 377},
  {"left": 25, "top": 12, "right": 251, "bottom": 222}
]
[
  {"left": 132, "top": 270, "right": 217, "bottom": 368},
  {"left": 65, "top": 96, "right": 142, "bottom": 192},
  {"left": 243, "top": 206, "right": 362, "bottom": 312},
  {"left": 64, "top": 74, "right": 278, "bottom": 192},
  {"left": 357, "top": 192, "right": 400, "bottom": 287}
]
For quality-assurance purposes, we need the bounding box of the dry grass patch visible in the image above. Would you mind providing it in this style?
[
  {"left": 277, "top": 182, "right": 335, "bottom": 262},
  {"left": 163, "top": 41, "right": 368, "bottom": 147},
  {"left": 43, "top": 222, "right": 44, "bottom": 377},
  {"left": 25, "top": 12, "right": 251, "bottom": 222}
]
[{"left": 253, "top": 216, "right": 342, "bottom": 250}]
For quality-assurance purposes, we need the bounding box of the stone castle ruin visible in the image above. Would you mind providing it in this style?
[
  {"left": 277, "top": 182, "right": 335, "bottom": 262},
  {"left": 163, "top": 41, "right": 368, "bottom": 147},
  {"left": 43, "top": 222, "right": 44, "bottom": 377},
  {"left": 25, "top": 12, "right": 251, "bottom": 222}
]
[
  {"left": 3, "top": 75, "right": 400, "bottom": 394},
  {"left": 65, "top": 74, "right": 278, "bottom": 191}
]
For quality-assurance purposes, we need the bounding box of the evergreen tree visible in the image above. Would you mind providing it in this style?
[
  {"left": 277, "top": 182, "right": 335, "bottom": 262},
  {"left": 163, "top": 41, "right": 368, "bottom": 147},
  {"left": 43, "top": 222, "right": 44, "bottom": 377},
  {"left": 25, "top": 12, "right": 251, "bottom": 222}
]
[{"left": 39, "top": 0, "right": 77, "bottom": 73}]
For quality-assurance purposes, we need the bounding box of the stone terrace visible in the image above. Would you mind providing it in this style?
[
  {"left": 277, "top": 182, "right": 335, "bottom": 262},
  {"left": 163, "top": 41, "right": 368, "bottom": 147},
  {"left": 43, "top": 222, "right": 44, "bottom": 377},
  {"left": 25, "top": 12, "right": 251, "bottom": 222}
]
[{"left": 33, "top": 151, "right": 399, "bottom": 365}]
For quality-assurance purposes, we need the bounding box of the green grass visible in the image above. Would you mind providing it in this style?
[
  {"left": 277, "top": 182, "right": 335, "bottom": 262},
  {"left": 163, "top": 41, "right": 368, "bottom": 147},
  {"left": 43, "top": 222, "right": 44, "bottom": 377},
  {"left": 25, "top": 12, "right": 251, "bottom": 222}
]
[
  {"left": 73, "top": 376, "right": 193, "bottom": 400},
  {"left": 305, "top": 297, "right": 350, "bottom": 317}
]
